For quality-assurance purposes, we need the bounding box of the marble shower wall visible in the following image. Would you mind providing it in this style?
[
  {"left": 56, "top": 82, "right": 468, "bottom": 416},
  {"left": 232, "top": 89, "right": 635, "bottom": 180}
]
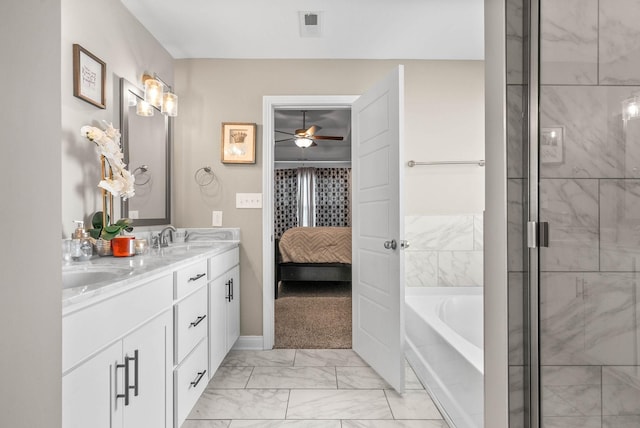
[
  {"left": 404, "top": 214, "right": 483, "bottom": 287},
  {"left": 538, "top": 0, "right": 640, "bottom": 426}
]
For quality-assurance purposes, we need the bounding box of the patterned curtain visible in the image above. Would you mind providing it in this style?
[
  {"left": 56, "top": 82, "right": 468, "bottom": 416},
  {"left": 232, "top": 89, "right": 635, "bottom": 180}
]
[
  {"left": 315, "top": 168, "right": 351, "bottom": 227},
  {"left": 274, "top": 169, "right": 297, "bottom": 239},
  {"left": 274, "top": 167, "right": 351, "bottom": 239}
]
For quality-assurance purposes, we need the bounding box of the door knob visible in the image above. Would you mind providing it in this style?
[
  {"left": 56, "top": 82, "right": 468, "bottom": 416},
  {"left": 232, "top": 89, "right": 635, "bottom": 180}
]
[{"left": 384, "top": 239, "right": 397, "bottom": 250}]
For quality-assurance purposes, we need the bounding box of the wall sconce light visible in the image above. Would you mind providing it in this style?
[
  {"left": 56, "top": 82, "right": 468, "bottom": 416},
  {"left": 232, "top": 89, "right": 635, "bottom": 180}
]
[
  {"left": 622, "top": 95, "right": 640, "bottom": 124},
  {"left": 295, "top": 137, "right": 315, "bottom": 148},
  {"left": 140, "top": 73, "right": 179, "bottom": 117},
  {"left": 136, "top": 99, "right": 154, "bottom": 117}
]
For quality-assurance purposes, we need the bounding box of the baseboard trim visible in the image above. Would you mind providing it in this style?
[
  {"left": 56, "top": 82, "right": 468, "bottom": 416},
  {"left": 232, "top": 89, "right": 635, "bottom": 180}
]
[{"left": 232, "top": 336, "right": 264, "bottom": 350}]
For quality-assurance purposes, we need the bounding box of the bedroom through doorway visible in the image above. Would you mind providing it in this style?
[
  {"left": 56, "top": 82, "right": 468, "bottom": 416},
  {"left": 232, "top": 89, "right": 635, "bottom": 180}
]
[{"left": 272, "top": 106, "right": 353, "bottom": 349}]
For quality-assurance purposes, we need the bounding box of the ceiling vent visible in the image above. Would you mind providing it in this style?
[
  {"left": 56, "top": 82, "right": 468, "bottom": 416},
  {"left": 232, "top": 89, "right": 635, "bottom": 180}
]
[{"left": 299, "top": 11, "right": 323, "bottom": 37}]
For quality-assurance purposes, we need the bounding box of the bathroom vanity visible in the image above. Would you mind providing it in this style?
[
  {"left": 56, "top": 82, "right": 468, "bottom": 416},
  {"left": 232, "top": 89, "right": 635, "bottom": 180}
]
[{"left": 61, "top": 230, "right": 240, "bottom": 428}]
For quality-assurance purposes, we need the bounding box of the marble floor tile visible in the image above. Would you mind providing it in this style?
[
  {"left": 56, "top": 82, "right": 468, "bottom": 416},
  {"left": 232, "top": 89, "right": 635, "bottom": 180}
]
[
  {"left": 181, "top": 421, "right": 231, "bottom": 428},
  {"left": 343, "top": 421, "right": 449, "bottom": 428},
  {"left": 246, "top": 366, "right": 337, "bottom": 389},
  {"left": 188, "top": 389, "right": 289, "bottom": 420},
  {"left": 222, "top": 350, "right": 295, "bottom": 367},
  {"left": 287, "top": 389, "right": 393, "bottom": 419},
  {"left": 384, "top": 390, "right": 443, "bottom": 420},
  {"left": 294, "top": 349, "right": 367, "bottom": 367},
  {"left": 337, "top": 366, "right": 391, "bottom": 389},
  {"left": 230, "top": 421, "right": 341, "bottom": 427},
  {"left": 206, "top": 366, "right": 253, "bottom": 389}
]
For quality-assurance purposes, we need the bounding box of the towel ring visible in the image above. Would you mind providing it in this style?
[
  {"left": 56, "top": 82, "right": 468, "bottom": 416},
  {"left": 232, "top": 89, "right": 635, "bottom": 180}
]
[
  {"left": 194, "top": 166, "right": 215, "bottom": 186},
  {"left": 133, "top": 165, "right": 151, "bottom": 186}
]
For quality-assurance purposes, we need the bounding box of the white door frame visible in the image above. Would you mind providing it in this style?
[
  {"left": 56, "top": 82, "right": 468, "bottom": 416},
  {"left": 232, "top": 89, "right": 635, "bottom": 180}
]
[{"left": 262, "top": 95, "right": 358, "bottom": 349}]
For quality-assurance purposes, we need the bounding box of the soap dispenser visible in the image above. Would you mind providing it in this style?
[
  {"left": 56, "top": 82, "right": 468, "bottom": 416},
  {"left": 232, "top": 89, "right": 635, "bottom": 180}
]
[{"left": 72, "top": 220, "right": 93, "bottom": 261}]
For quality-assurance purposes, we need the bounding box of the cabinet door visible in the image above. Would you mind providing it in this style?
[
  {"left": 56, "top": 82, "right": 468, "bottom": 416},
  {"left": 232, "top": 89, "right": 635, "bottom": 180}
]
[
  {"left": 226, "top": 266, "right": 240, "bottom": 353},
  {"left": 209, "top": 274, "right": 227, "bottom": 374},
  {"left": 63, "top": 341, "right": 123, "bottom": 428},
  {"left": 122, "top": 311, "right": 172, "bottom": 428}
]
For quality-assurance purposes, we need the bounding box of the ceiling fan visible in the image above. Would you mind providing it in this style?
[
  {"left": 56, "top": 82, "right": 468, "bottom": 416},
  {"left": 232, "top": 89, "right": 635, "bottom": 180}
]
[{"left": 275, "top": 110, "right": 344, "bottom": 148}]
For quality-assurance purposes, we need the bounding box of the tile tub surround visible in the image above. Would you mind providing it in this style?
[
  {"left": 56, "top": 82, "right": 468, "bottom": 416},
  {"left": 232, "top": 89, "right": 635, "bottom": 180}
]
[
  {"left": 404, "top": 214, "right": 484, "bottom": 287},
  {"left": 184, "top": 349, "right": 448, "bottom": 427}
]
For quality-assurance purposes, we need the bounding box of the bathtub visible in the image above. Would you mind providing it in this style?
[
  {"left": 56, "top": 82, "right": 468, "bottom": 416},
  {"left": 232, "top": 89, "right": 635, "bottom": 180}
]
[{"left": 405, "top": 287, "right": 484, "bottom": 428}]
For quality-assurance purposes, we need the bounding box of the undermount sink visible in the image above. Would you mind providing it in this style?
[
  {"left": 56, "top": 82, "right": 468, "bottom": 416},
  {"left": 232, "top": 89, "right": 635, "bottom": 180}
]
[{"left": 62, "top": 268, "right": 127, "bottom": 289}]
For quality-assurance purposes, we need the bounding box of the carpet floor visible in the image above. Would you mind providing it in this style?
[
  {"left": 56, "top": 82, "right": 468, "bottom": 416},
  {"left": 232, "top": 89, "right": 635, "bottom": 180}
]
[{"left": 274, "top": 281, "right": 352, "bottom": 349}]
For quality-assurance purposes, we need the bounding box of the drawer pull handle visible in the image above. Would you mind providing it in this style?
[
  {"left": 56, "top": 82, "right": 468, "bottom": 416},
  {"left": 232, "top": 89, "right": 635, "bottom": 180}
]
[
  {"left": 130, "top": 350, "right": 139, "bottom": 398},
  {"left": 190, "top": 315, "right": 207, "bottom": 328},
  {"left": 188, "top": 273, "right": 206, "bottom": 282},
  {"left": 190, "top": 370, "right": 207, "bottom": 387},
  {"left": 115, "top": 360, "right": 130, "bottom": 405}
]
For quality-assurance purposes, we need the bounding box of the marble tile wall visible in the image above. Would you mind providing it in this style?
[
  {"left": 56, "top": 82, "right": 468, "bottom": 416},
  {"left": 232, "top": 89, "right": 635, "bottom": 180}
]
[
  {"left": 535, "top": 0, "right": 640, "bottom": 425},
  {"left": 404, "top": 214, "right": 483, "bottom": 287}
]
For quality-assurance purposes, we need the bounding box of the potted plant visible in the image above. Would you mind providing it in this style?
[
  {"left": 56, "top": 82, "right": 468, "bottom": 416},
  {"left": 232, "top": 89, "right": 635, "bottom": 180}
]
[{"left": 89, "top": 211, "right": 134, "bottom": 256}]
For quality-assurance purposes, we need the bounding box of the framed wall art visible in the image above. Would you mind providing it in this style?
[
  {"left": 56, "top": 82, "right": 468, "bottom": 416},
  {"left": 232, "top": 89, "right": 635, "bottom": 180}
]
[
  {"left": 221, "top": 122, "right": 257, "bottom": 164},
  {"left": 73, "top": 44, "right": 106, "bottom": 109}
]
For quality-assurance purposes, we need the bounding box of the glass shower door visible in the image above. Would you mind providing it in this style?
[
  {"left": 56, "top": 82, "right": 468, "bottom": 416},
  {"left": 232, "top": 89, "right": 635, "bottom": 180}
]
[{"left": 536, "top": 0, "right": 640, "bottom": 427}]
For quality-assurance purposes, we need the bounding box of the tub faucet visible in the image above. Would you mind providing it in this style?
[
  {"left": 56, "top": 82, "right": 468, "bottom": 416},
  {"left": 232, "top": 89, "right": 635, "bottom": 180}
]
[{"left": 159, "top": 225, "right": 177, "bottom": 247}]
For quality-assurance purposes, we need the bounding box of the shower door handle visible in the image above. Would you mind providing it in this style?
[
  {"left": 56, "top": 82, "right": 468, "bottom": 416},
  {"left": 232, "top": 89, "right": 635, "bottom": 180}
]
[{"left": 384, "top": 239, "right": 397, "bottom": 250}]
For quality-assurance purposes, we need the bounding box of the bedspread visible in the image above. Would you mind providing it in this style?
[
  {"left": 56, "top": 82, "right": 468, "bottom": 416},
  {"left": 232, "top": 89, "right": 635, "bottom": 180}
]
[{"left": 279, "top": 227, "right": 352, "bottom": 264}]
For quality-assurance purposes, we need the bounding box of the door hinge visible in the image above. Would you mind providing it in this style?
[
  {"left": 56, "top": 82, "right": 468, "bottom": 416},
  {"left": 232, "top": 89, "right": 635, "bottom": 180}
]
[{"left": 527, "top": 221, "right": 549, "bottom": 248}]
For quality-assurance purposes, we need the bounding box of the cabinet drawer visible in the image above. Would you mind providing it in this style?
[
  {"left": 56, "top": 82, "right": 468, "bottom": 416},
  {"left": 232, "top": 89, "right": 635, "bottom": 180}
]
[
  {"left": 208, "top": 247, "right": 239, "bottom": 280},
  {"left": 175, "top": 259, "right": 208, "bottom": 300},
  {"left": 174, "top": 285, "right": 208, "bottom": 363},
  {"left": 175, "top": 339, "right": 208, "bottom": 427}
]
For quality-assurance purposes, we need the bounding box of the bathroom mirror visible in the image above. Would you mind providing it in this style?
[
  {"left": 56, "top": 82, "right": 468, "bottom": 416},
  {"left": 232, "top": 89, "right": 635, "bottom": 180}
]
[{"left": 120, "top": 78, "right": 171, "bottom": 226}]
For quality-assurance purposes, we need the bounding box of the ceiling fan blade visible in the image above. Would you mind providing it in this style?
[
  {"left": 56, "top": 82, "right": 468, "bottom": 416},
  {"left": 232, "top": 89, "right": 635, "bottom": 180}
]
[
  {"left": 313, "top": 135, "right": 344, "bottom": 141},
  {"left": 306, "top": 125, "right": 320, "bottom": 136},
  {"left": 275, "top": 138, "right": 293, "bottom": 143},
  {"left": 275, "top": 130, "right": 296, "bottom": 135}
]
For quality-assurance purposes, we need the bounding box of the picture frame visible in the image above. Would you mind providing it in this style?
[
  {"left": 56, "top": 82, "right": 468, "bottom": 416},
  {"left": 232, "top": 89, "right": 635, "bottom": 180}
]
[
  {"left": 221, "top": 122, "right": 257, "bottom": 164},
  {"left": 540, "top": 126, "right": 564, "bottom": 165},
  {"left": 73, "top": 44, "right": 106, "bottom": 109}
]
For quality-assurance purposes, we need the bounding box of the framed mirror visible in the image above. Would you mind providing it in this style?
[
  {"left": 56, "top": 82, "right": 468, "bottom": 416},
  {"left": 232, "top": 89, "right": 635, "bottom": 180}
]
[{"left": 120, "top": 78, "right": 171, "bottom": 226}]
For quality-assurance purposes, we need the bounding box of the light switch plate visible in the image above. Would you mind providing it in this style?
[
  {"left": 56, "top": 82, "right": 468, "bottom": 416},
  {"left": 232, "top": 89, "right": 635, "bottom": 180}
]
[
  {"left": 236, "top": 193, "right": 262, "bottom": 209},
  {"left": 212, "top": 211, "right": 223, "bottom": 227}
]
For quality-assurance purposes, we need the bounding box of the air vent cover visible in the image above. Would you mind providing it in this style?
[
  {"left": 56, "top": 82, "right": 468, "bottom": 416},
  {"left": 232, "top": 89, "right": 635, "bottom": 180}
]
[{"left": 299, "top": 11, "right": 323, "bottom": 37}]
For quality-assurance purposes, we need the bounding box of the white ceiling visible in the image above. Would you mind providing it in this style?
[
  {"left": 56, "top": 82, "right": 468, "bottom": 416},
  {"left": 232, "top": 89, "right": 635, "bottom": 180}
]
[{"left": 120, "top": 0, "right": 484, "bottom": 60}]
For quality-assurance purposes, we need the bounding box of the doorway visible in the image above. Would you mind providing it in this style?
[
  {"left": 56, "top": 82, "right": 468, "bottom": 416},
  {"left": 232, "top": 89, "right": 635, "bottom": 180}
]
[
  {"left": 262, "top": 95, "right": 358, "bottom": 351},
  {"left": 272, "top": 108, "right": 353, "bottom": 349}
]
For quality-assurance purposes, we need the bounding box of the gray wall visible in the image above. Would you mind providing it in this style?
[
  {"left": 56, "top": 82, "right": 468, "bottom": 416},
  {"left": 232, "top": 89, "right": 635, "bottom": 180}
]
[
  {"left": 61, "top": 0, "right": 174, "bottom": 238},
  {"left": 174, "top": 59, "right": 485, "bottom": 336},
  {"left": 0, "top": 1, "right": 62, "bottom": 427}
]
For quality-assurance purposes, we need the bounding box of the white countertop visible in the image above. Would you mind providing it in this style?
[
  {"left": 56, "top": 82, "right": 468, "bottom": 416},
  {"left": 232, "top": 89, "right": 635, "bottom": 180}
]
[{"left": 62, "top": 240, "right": 239, "bottom": 314}]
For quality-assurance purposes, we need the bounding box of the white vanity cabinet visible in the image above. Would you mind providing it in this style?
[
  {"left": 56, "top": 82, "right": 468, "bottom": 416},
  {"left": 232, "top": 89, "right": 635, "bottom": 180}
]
[
  {"left": 173, "top": 260, "right": 209, "bottom": 428},
  {"left": 62, "top": 274, "right": 173, "bottom": 428},
  {"left": 208, "top": 247, "right": 240, "bottom": 374}
]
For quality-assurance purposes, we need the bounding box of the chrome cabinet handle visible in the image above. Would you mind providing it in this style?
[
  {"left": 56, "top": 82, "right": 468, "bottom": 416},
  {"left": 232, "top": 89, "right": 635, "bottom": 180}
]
[
  {"left": 190, "top": 315, "right": 207, "bottom": 328},
  {"left": 190, "top": 370, "right": 207, "bottom": 387},
  {"left": 188, "top": 273, "right": 206, "bottom": 282},
  {"left": 230, "top": 278, "right": 234, "bottom": 301},
  {"left": 384, "top": 240, "right": 397, "bottom": 250},
  {"left": 115, "top": 360, "right": 129, "bottom": 405},
  {"left": 225, "top": 279, "right": 232, "bottom": 302},
  {"left": 130, "top": 350, "right": 139, "bottom": 398}
]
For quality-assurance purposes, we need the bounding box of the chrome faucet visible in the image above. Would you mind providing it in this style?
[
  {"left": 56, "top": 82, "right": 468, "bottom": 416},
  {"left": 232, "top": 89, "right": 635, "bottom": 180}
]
[{"left": 159, "top": 225, "right": 177, "bottom": 247}]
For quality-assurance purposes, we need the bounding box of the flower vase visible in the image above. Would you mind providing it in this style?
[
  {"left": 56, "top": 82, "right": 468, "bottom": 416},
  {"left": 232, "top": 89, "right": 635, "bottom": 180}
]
[{"left": 95, "top": 239, "right": 112, "bottom": 257}]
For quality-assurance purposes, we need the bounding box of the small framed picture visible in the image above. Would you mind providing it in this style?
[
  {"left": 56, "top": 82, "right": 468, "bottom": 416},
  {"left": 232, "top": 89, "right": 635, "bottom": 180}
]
[
  {"left": 540, "top": 126, "right": 564, "bottom": 165},
  {"left": 73, "top": 44, "right": 106, "bottom": 109},
  {"left": 221, "top": 122, "right": 257, "bottom": 164}
]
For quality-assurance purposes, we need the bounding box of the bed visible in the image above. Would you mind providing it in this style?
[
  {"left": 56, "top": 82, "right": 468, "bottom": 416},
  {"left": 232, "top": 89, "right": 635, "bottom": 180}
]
[{"left": 275, "top": 226, "right": 352, "bottom": 298}]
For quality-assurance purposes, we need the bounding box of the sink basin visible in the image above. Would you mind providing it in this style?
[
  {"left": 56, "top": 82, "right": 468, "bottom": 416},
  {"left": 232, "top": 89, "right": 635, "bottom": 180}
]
[{"left": 62, "top": 268, "right": 127, "bottom": 289}]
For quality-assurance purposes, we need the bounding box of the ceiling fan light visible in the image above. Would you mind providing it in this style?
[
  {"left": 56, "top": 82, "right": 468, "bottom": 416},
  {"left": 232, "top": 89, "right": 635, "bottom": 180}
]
[{"left": 295, "top": 137, "right": 314, "bottom": 148}]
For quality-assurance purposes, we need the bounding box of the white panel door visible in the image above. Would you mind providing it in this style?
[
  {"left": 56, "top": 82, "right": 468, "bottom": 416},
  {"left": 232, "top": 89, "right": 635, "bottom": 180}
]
[{"left": 352, "top": 66, "right": 405, "bottom": 392}]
